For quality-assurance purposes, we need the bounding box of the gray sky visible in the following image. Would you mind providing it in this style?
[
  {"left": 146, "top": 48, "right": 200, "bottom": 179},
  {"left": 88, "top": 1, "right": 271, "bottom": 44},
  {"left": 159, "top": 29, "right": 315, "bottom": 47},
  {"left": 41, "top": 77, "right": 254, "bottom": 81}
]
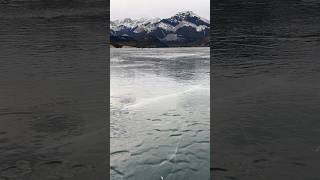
[{"left": 110, "top": 0, "right": 210, "bottom": 20}]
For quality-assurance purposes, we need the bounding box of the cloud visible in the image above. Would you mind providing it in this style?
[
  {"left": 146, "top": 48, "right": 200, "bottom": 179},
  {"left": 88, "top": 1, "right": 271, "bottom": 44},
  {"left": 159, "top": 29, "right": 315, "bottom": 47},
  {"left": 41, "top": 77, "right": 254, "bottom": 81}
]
[{"left": 110, "top": 0, "right": 210, "bottom": 20}]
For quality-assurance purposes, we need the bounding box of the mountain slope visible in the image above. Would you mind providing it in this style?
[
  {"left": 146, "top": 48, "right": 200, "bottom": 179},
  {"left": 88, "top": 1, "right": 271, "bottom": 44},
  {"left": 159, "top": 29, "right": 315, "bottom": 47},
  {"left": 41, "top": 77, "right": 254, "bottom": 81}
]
[{"left": 110, "top": 11, "right": 210, "bottom": 48}]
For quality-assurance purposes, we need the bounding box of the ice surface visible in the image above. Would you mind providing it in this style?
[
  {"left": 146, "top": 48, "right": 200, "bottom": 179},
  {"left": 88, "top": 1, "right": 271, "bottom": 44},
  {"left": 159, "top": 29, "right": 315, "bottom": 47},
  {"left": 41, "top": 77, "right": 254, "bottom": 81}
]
[{"left": 110, "top": 47, "right": 210, "bottom": 180}]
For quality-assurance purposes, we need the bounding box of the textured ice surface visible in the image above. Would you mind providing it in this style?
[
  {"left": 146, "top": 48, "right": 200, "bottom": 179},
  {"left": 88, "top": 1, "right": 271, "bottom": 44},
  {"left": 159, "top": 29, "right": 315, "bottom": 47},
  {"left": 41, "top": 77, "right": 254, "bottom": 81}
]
[{"left": 110, "top": 48, "right": 210, "bottom": 180}]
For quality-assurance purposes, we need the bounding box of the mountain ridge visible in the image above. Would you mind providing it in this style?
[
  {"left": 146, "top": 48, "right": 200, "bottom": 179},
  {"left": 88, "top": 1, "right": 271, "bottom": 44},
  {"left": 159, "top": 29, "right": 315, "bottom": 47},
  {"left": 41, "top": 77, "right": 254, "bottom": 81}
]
[{"left": 110, "top": 11, "right": 210, "bottom": 48}]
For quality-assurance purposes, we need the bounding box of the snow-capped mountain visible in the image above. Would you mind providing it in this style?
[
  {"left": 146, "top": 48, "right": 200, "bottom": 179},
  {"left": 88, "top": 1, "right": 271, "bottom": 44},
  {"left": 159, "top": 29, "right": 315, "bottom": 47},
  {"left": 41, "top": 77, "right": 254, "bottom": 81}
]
[{"left": 110, "top": 11, "right": 210, "bottom": 47}]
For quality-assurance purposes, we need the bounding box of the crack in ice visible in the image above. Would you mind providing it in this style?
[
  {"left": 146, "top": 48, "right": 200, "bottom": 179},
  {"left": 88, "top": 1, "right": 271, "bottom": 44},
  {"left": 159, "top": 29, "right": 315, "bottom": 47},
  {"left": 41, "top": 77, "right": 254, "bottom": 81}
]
[{"left": 123, "top": 85, "right": 209, "bottom": 110}]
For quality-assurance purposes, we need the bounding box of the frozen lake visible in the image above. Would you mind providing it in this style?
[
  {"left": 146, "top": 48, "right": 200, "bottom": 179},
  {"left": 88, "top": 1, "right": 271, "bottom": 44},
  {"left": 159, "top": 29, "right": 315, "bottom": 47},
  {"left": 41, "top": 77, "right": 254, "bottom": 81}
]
[{"left": 110, "top": 47, "right": 210, "bottom": 180}]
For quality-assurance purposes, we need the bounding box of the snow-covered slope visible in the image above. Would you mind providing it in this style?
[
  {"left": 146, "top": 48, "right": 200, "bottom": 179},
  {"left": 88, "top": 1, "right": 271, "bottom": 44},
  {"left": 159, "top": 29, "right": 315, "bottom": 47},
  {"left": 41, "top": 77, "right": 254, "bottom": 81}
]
[
  {"left": 111, "top": 18, "right": 161, "bottom": 32},
  {"left": 110, "top": 11, "right": 210, "bottom": 47}
]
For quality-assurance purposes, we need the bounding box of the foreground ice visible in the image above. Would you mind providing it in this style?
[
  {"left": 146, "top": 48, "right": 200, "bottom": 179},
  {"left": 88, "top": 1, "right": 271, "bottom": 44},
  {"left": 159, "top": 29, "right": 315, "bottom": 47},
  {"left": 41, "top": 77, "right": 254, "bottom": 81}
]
[{"left": 110, "top": 47, "right": 210, "bottom": 180}]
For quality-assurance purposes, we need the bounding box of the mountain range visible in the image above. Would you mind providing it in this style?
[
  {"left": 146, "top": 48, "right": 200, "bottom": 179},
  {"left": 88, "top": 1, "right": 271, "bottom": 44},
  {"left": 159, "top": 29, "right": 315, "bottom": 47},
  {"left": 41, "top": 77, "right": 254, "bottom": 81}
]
[{"left": 110, "top": 11, "right": 210, "bottom": 48}]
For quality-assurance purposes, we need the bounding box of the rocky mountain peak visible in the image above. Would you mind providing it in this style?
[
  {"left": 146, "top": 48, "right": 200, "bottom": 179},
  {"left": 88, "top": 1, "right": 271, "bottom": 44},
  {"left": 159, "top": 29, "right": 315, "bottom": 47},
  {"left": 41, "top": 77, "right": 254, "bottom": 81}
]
[{"left": 110, "top": 11, "right": 210, "bottom": 47}]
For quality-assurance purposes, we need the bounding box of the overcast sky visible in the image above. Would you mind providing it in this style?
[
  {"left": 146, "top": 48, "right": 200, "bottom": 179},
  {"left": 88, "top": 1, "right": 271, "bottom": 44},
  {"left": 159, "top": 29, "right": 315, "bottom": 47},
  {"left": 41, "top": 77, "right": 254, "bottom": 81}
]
[{"left": 110, "top": 0, "right": 210, "bottom": 20}]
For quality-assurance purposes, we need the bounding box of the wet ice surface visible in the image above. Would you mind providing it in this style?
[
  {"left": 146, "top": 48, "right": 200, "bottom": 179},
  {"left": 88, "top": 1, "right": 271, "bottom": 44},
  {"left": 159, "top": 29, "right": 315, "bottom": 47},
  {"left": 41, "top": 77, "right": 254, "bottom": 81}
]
[
  {"left": 213, "top": 0, "right": 320, "bottom": 179},
  {"left": 110, "top": 48, "right": 210, "bottom": 180},
  {"left": 0, "top": 4, "right": 108, "bottom": 179}
]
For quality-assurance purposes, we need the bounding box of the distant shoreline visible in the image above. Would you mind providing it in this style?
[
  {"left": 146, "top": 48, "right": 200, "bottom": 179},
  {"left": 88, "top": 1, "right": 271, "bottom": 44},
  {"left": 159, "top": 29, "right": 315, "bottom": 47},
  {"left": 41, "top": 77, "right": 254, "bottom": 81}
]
[
  {"left": 110, "top": 44, "right": 136, "bottom": 48},
  {"left": 110, "top": 44, "right": 209, "bottom": 48}
]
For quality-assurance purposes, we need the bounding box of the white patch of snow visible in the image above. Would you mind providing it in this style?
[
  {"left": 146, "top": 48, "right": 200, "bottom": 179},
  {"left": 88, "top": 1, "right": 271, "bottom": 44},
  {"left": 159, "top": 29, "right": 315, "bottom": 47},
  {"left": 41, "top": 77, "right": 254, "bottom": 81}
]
[
  {"left": 157, "top": 22, "right": 175, "bottom": 32},
  {"left": 111, "top": 17, "right": 162, "bottom": 33},
  {"left": 175, "top": 11, "right": 210, "bottom": 24},
  {"left": 196, "top": 25, "right": 209, "bottom": 32},
  {"left": 174, "top": 21, "right": 197, "bottom": 30}
]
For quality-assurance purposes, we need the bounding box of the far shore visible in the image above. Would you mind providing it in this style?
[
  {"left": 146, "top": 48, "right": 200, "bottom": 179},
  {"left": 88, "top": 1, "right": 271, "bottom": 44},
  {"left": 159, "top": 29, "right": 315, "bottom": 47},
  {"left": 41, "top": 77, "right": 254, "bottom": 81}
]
[
  {"left": 110, "top": 44, "right": 209, "bottom": 49},
  {"left": 110, "top": 44, "right": 136, "bottom": 48}
]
